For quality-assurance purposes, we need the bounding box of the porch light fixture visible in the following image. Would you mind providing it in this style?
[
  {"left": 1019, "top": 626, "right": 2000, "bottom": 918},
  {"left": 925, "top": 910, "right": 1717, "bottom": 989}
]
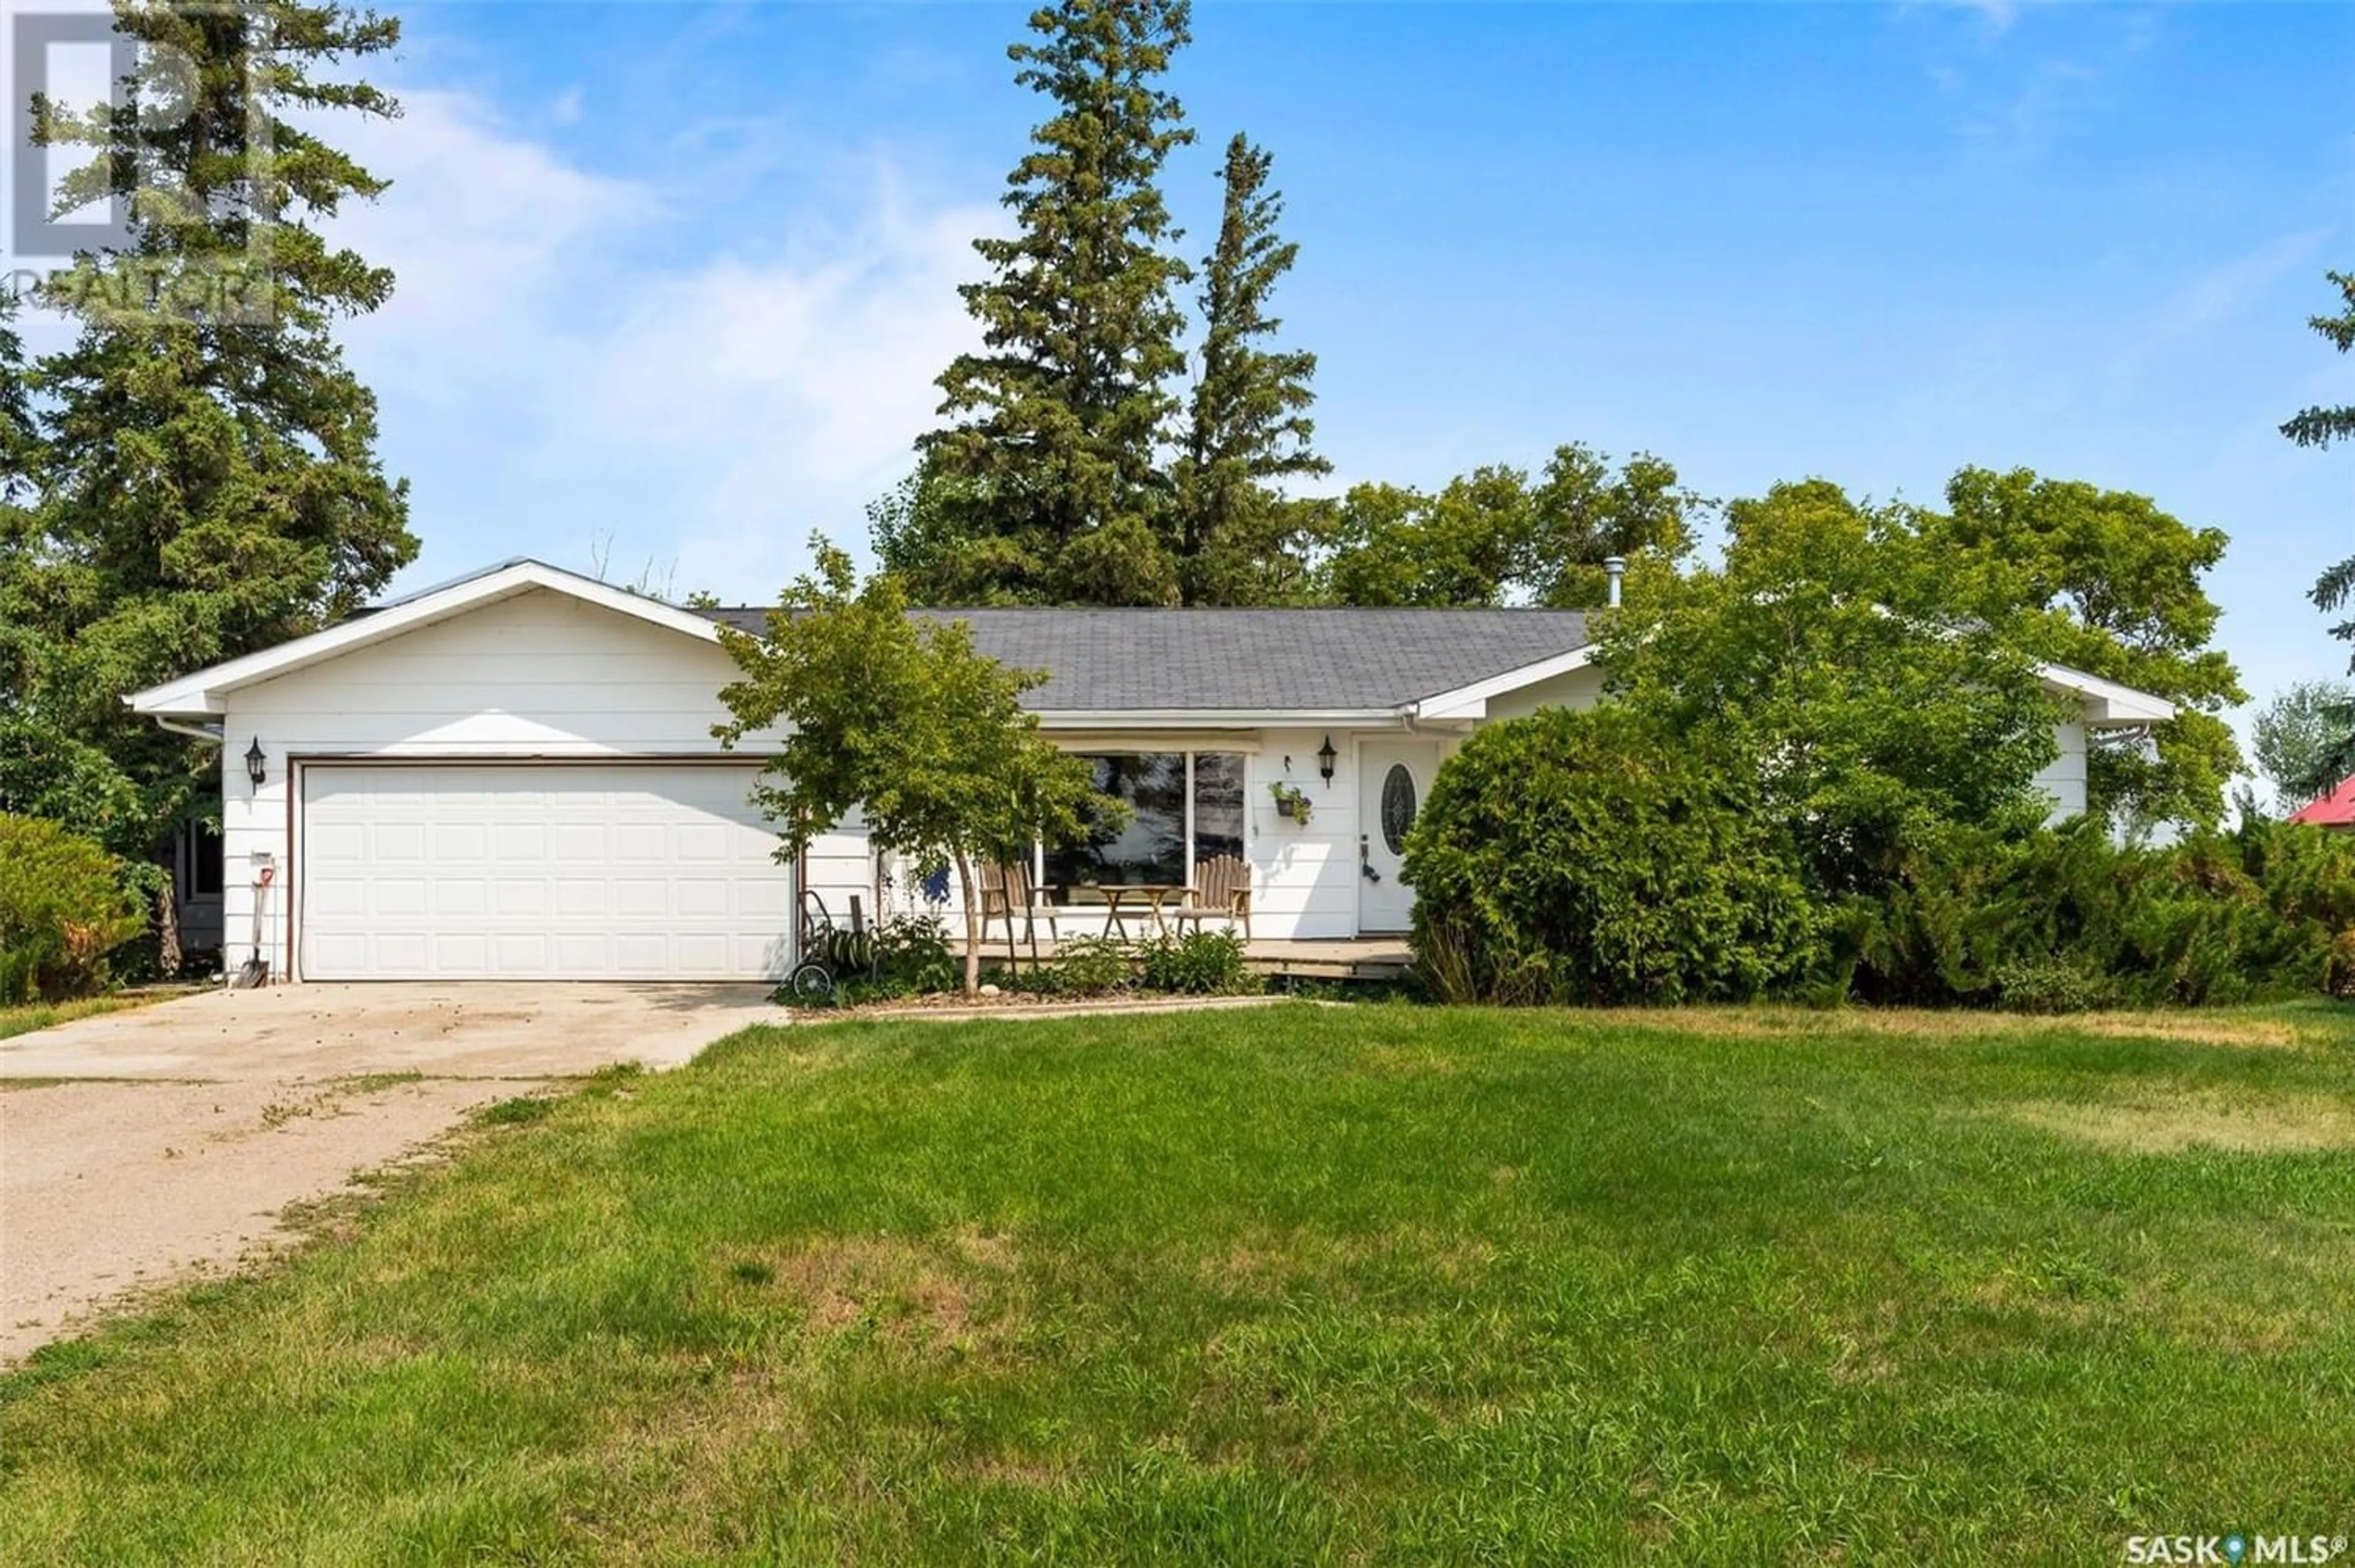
[
  {"left": 1317, "top": 735, "right": 1337, "bottom": 784},
  {"left": 245, "top": 737, "right": 267, "bottom": 789}
]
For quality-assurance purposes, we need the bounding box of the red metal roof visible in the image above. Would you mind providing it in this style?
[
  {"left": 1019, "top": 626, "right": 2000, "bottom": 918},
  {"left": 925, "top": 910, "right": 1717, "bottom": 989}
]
[{"left": 2288, "top": 775, "right": 2355, "bottom": 827}]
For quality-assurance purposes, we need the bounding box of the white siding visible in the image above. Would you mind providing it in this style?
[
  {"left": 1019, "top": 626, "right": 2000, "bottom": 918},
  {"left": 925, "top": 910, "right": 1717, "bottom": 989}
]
[
  {"left": 216, "top": 588, "right": 856, "bottom": 979},
  {"left": 803, "top": 809, "right": 877, "bottom": 927},
  {"left": 1250, "top": 729, "right": 1362, "bottom": 939},
  {"left": 1481, "top": 663, "right": 1606, "bottom": 721},
  {"left": 2034, "top": 721, "right": 2089, "bottom": 825}
]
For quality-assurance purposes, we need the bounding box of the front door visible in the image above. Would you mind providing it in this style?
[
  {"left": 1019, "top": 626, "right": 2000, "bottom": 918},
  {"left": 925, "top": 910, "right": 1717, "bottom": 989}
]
[{"left": 1357, "top": 740, "right": 1438, "bottom": 933}]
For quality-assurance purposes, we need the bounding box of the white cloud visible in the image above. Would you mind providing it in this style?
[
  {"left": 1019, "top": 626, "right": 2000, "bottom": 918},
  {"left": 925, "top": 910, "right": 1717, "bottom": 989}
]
[
  {"left": 332, "top": 89, "right": 651, "bottom": 387},
  {"left": 550, "top": 201, "right": 992, "bottom": 596},
  {"left": 318, "top": 85, "right": 994, "bottom": 599}
]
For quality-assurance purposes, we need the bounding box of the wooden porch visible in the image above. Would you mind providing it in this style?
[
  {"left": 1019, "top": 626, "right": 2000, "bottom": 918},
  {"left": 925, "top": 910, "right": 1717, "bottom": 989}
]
[{"left": 955, "top": 935, "right": 1413, "bottom": 982}]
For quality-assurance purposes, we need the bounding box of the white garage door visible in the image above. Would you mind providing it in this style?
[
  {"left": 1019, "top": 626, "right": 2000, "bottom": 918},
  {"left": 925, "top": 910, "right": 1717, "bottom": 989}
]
[{"left": 298, "top": 762, "right": 792, "bottom": 980}]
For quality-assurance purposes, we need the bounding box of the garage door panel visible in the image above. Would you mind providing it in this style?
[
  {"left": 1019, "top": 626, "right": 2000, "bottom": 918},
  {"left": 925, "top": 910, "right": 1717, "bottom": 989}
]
[
  {"left": 493, "top": 933, "right": 550, "bottom": 970},
  {"left": 613, "top": 933, "right": 669, "bottom": 971},
  {"left": 494, "top": 879, "right": 547, "bottom": 916},
  {"left": 431, "top": 822, "right": 482, "bottom": 857},
  {"left": 613, "top": 879, "right": 668, "bottom": 917},
  {"left": 376, "top": 879, "right": 428, "bottom": 917},
  {"left": 675, "top": 878, "right": 730, "bottom": 917},
  {"left": 434, "top": 933, "right": 491, "bottom": 974},
  {"left": 300, "top": 763, "right": 794, "bottom": 981},
  {"left": 550, "top": 824, "right": 604, "bottom": 860},
  {"left": 434, "top": 879, "right": 489, "bottom": 917},
  {"left": 613, "top": 824, "right": 666, "bottom": 863},
  {"left": 492, "top": 824, "right": 546, "bottom": 862},
  {"left": 373, "top": 824, "right": 427, "bottom": 862},
  {"left": 553, "top": 878, "right": 607, "bottom": 916}
]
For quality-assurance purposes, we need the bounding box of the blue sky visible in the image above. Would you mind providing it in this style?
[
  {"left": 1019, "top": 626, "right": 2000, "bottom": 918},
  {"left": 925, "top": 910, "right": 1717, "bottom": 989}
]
[{"left": 309, "top": 1, "right": 2349, "bottom": 740}]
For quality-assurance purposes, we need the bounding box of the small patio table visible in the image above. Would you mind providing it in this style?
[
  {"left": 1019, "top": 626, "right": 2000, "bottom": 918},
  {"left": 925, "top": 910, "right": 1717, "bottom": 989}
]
[{"left": 1089, "top": 883, "right": 1186, "bottom": 941}]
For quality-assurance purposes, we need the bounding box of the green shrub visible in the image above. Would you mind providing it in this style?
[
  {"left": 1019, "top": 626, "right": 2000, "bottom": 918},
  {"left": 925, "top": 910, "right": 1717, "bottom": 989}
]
[
  {"left": 2327, "top": 930, "right": 2355, "bottom": 1001},
  {"left": 1005, "top": 936, "right": 1134, "bottom": 999},
  {"left": 0, "top": 813, "right": 148, "bottom": 1004},
  {"left": 1403, "top": 707, "right": 1821, "bottom": 1006},
  {"left": 1137, "top": 931, "right": 1260, "bottom": 995},
  {"left": 1991, "top": 955, "right": 2112, "bottom": 1015},
  {"left": 867, "top": 912, "right": 961, "bottom": 997},
  {"left": 1052, "top": 936, "right": 1133, "bottom": 998},
  {"left": 1851, "top": 817, "right": 2355, "bottom": 1008}
]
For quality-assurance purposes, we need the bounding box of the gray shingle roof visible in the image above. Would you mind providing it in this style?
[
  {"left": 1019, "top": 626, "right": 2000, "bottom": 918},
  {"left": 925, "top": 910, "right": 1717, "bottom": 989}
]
[{"left": 695, "top": 606, "right": 1591, "bottom": 713}]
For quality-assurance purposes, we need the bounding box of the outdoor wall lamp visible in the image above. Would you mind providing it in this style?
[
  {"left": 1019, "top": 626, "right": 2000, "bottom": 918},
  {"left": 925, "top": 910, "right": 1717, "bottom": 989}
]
[
  {"left": 1317, "top": 735, "right": 1337, "bottom": 784},
  {"left": 245, "top": 737, "right": 267, "bottom": 789}
]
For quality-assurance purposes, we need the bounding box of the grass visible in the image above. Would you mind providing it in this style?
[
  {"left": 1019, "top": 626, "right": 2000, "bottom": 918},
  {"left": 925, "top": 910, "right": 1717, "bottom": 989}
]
[
  {"left": 0, "top": 987, "right": 191, "bottom": 1045},
  {"left": 4, "top": 1002, "right": 2354, "bottom": 1562}
]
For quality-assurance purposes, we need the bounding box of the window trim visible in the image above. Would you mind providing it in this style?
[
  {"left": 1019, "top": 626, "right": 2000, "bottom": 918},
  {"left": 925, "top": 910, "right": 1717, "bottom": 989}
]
[{"left": 1040, "top": 746, "right": 1248, "bottom": 895}]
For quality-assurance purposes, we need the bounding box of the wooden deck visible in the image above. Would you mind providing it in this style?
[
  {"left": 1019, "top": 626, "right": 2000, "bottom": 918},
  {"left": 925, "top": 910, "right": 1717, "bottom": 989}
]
[{"left": 956, "top": 935, "right": 1412, "bottom": 982}]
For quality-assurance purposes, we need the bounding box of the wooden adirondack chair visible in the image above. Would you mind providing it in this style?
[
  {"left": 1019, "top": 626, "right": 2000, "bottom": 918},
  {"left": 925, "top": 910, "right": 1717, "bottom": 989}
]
[
  {"left": 978, "top": 858, "right": 1059, "bottom": 960},
  {"left": 1172, "top": 854, "right": 1252, "bottom": 940}
]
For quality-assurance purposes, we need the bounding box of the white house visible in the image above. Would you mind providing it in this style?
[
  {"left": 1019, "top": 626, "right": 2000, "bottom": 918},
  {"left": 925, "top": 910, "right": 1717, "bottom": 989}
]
[{"left": 126, "top": 559, "right": 2178, "bottom": 983}]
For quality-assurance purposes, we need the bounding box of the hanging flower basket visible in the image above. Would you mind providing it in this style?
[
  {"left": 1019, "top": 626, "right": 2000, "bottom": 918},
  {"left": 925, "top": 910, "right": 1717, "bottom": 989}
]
[{"left": 1269, "top": 782, "right": 1314, "bottom": 825}]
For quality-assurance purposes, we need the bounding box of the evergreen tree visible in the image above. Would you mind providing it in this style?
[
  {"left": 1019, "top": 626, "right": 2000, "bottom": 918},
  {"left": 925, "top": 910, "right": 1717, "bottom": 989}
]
[
  {"left": 919, "top": 0, "right": 1195, "bottom": 605},
  {"left": 1173, "top": 134, "right": 1327, "bottom": 605},
  {"left": 9, "top": 1, "right": 414, "bottom": 866},
  {"left": 2285, "top": 271, "right": 2355, "bottom": 682}
]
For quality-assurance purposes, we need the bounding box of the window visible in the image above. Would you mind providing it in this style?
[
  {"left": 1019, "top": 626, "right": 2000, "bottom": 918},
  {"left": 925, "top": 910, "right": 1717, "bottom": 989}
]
[
  {"left": 1044, "top": 751, "right": 1248, "bottom": 895},
  {"left": 185, "top": 822, "right": 224, "bottom": 898},
  {"left": 1192, "top": 752, "right": 1246, "bottom": 866}
]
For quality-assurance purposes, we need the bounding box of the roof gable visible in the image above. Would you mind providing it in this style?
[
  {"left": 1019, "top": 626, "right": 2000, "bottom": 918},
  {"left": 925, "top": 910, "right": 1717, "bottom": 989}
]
[{"left": 126, "top": 560, "right": 722, "bottom": 717}]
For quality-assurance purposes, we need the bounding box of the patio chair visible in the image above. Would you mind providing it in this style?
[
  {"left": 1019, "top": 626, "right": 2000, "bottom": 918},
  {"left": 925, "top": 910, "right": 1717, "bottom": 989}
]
[
  {"left": 978, "top": 858, "right": 1060, "bottom": 955},
  {"left": 1171, "top": 854, "right": 1252, "bottom": 940}
]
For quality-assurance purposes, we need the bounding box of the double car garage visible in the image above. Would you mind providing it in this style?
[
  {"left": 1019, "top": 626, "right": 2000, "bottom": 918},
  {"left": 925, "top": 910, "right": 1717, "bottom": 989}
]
[{"left": 296, "top": 762, "right": 795, "bottom": 981}]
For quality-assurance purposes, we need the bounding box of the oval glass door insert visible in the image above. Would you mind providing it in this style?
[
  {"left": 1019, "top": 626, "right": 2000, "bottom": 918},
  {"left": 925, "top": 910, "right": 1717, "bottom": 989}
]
[{"left": 1380, "top": 764, "right": 1418, "bottom": 854}]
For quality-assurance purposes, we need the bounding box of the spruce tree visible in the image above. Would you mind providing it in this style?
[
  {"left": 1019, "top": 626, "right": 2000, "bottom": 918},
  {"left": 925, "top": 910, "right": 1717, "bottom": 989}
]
[
  {"left": 2284, "top": 269, "right": 2355, "bottom": 786},
  {"left": 1173, "top": 134, "right": 1328, "bottom": 605},
  {"left": 12, "top": 1, "right": 415, "bottom": 859},
  {"left": 920, "top": 0, "right": 1195, "bottom": 605},
  {"left": 2286, "top": 271, "right": 2355, "bottom": 678}
]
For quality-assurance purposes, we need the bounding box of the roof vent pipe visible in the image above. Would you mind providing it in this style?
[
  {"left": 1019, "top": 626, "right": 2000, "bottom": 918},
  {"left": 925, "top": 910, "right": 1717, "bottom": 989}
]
[{"left": 1603, "top": 557, "right": 1626, "bottom": 609}]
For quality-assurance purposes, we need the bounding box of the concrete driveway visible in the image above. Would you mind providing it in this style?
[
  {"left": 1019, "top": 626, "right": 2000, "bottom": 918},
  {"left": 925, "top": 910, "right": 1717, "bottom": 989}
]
[{"left": 0, "top": 983, "right": 775, "bottom": 1363}]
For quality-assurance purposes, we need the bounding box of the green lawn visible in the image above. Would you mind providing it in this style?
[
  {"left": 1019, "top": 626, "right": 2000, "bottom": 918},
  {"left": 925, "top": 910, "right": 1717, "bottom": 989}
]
[{"left": 6, "top": 1003, "right": 2354, "bottom": 1562}]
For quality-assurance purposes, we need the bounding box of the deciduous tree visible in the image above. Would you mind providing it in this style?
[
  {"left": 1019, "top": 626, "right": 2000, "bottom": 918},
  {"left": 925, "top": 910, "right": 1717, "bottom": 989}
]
[
  {"left": 713, "top": 541, "right": 1113, "bottom": 995},
  {"left": 1314, "top": 444, "right": 1696, "bottom": 608},
  {"left": 1599, "top": 480, "right": 2058, "bottom": 898},
  {"left": 1931, "top": 466, "right": 2243, "bottom": 828},
  {"left": 2252, "top": 679, "right": 2355, "bottom": 813}
]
